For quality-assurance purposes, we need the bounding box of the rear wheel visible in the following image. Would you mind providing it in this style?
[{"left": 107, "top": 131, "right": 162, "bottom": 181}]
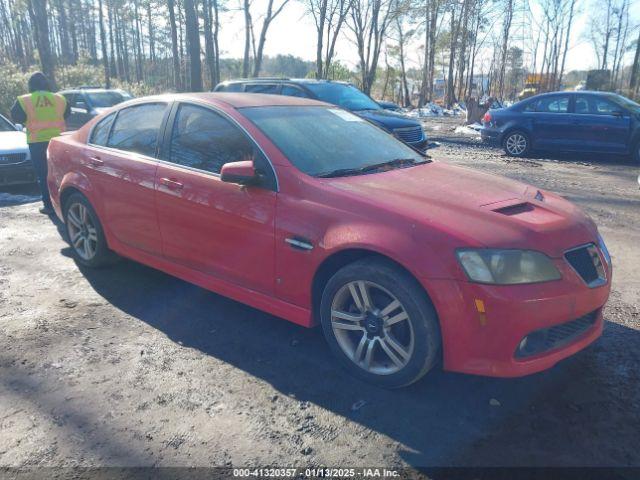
[
  {"left": 503, "top": 130, "right": 530, "bottom": 157},
  {"left": 63, "top": 193, "right": 117, "bottom": 267},
  {"left": 320, "top": 258, "right": 440, "bottom": 388}
]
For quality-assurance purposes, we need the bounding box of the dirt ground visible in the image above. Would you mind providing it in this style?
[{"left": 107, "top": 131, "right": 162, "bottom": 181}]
[{"left": 1, "top": 117, "right": 639, "bottom": 474}]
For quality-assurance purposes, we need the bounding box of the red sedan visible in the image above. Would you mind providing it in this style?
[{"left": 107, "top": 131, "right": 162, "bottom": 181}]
[{"left": 47, "top": 93, "right": 612, "bottom": 387}]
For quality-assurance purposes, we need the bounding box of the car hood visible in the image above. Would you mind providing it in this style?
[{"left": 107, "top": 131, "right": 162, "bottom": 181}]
[
  {"left": 323, "top": 162, "right": 597, "bottom": 257},
  {"left": 0, "top": 131, "right": 29, "bottom": 154},
  {"left": 354, "top": 109, "right": 421, "bottom": 130}
]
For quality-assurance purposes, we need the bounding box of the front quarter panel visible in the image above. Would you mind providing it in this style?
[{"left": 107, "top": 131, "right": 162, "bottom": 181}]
[{"left": 273, "top": 168, "right": 454, "bottom": 318}]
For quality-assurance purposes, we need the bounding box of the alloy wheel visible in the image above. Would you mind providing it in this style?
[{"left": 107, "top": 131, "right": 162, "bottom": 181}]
[
  {"left": 505, "top": 133, "right": 527, "bottom": 155},
  {"left": 67, "top": 202, "right": 98, "bottom": 261},
  {"left": 330, "top": 280, "right": 414, "bottom": 375}
]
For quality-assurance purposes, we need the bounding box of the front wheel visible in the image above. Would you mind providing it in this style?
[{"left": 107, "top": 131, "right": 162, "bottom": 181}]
[
  {"left": 320, "top": 258, "right": 441, "bottom": 388},
  {"left": 503, "top": 130, "right": 530, "bottom": 157}
]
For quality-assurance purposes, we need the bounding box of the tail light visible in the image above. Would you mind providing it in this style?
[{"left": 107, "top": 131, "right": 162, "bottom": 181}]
[{"left": 482, "top": 112, "right": 492, "bottom": 124}]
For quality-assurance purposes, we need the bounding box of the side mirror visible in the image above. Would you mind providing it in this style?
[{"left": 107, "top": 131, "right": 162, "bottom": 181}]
[
  {"left": 14, "top": 123, "right": 23, "bottom": 132},
  {"left": 612, "top": 110, "right": 626, "bottom": 117},
  {"left": 221, "top": 160, "right": 260, "bottom": 186}
]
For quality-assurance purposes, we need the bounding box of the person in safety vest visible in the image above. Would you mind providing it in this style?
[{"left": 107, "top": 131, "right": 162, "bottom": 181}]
[{"left": 11, "top": 72, "right": 70, "bottom": 215}]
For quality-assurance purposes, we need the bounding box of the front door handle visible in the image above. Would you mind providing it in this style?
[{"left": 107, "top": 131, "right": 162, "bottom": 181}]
[
  {"left": 160, "top": 177, "right": 184, "bottom": 191},
  {"left": 88, "top": 155, "right": 103, "bottom": 166}
]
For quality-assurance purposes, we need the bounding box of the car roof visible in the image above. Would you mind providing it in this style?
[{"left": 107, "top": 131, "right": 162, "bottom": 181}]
[
  {"left": 60, "top": 88, "right": 122, "bottom": 94},
  {"left": 220, "top": 78, "right": 350, "bottom": 86},
  {"left": 163, "top": 92, "right": 330, "bottom": 108},
  {"left": 527, "top": 90, "right": 616, "bottom": 100}
]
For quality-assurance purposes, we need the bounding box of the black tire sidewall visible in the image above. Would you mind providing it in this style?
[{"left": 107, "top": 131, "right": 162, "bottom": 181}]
[
  {"left": 320, "top": 258, "right": 440, "bottom": 388},
  {"left": 503, "top": 130, "right": 530, "bottom": 157},
  {"left": 63, "top": 193, "right": 113, "bottom": 268}
]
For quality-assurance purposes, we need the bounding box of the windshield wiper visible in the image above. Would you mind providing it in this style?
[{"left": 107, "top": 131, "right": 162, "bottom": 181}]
[{"left": 315, "top": 158, "right": 427, "bottom": 178}]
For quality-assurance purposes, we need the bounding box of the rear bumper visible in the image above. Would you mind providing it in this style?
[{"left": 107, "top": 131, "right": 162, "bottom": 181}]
[
  {"left": 421, "top": 265, "right": 611, "bottom": 377},
  {"left": 480, "top": 127, "right": 502, "bottom": 145},
  {"left": 0, "top": 163, "right": 36, "bottom": 186}
]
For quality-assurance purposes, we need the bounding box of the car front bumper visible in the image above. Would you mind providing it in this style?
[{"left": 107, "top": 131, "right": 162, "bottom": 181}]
[
  {"left": 0, "top": 162, "right": 36, "bottom": 186},
  {"left": 421, "top": 258, "right": 611, "bottom": 377}
]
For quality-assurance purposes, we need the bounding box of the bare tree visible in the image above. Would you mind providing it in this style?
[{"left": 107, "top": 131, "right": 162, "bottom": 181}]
[
  {"left": 496, "top": 0, "right": 514, "bottom": 99},
  {"left": 168, "top": 0, "right": 182, "bottom": 90},
  {"left": 28, "top": 0, "right": 56, "bottom": 85},
  {"left": 97, "top": 0, "right": 110, "bottom": 87},
  {"left": 348, "top": 0, "right": 398, "bottom": 94},
  {"left": 253, "top": 0, "right": 291, "bottom": 76},
  {"left": 184, "top": 0, "right": 202, "bottom": 90},
  {"left": 304, "top": 0, "right": 351, "bottom": 78}
]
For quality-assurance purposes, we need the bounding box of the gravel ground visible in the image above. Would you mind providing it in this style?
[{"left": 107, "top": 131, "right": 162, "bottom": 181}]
[{"left": 0, "top": 118, "right": 639, "bottom": 474}]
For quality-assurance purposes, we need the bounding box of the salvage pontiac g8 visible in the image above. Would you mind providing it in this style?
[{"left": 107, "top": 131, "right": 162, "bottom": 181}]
[{"left": 47, "top": 93, "right": 612, "bottom": 387}]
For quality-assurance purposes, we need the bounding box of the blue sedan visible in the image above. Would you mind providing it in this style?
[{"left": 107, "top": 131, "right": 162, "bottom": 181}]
[{"left": 481, "top": 91, "right": 640, "bottom": 162}]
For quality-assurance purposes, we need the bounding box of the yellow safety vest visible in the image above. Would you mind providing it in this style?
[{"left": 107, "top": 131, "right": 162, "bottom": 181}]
[{"left": 17, "top": 91, "right": 67, "bottom": 143}]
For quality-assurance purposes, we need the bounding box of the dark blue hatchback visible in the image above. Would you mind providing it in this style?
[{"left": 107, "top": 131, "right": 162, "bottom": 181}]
[
  {"left": 481, "top": 91, "right": 640, "bottom": 161},
  {"left": 214, "top": 79, "right": 428, "bottom": 151}
]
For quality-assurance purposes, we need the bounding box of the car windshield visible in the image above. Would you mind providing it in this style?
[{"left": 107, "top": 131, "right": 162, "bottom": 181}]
[
  {"left": 242, "top": 106, "right": 426, "bottom": 177},
  {"left": 0, "top": 116, "right": 14, "bottom": 132},
  {"left": 86, "top": 91, "right": 127, "bottom": 108},
  {"left": 304, "top": 83, "right": 381, "bottom": 111}
]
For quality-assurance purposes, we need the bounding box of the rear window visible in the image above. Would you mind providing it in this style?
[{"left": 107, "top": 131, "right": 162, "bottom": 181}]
[
  {"left": 90, "top": 113, "right": 116, "bottom": 146},
  {"left": 107, "top": 103, "right": 166, "bottom": 157},
  {"left": 245, "top": 84, "right": 280, "bottom": 94}
]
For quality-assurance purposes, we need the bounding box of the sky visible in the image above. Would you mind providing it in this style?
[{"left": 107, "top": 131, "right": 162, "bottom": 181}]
[{"left": 215, "top": 0, "right": 640, "bottom": 75}]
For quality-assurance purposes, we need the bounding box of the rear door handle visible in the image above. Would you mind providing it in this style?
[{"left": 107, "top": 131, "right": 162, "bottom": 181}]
[
  {"left": 88, "top": 155, "right": 103, "bottom": 166},
  {"left": 160, "top": 177, "right": 184, "bottom": 190}
]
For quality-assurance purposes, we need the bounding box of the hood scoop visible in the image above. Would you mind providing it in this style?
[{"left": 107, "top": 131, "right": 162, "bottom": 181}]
[
  {"left": 493, "top": 202, "right": 534, "bottom": 216},
  {"left": 491, "top": 201, "right": 562, "bottom": 225}
]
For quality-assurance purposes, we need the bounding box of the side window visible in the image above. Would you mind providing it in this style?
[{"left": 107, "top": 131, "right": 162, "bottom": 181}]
[
  {"left": 245, "top": 84, "right": 280, "bottom": 94},
  {"left": 281, "top": 85, "right": 309, "bottom": 98},
  {"left": 593, "top": 97, "right": 620, "bottom": 115},
  {"left": 90, "top": 113, "right": 116, "bottom": 146},
  {"left": 575, "top": 96, "right": 590, "bottom": 114},
  {"left": 522, "top": 100, "right": 538, "bottom": 112},
  {"left": 169, "top": 104, "right": 255, "bottom": 174},
  {"left": 107, "top": 103, "right": 166, "bottom": 157},
  {"left": 216, "top": 83, "right": 243, "bottom": 92},
  {"left": 537, "top": 95, "right": 569, "bottom": 113}
]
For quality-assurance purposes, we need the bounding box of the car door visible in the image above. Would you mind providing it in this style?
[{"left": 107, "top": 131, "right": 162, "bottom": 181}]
[
  {"left": 85, "top": 102, "right": 169, "bottom": 255},
  {"left": 572, "top": 94, "right": 631, "bottom": 153},
  {"left": 529, "top": 94, "right": 573, "bottom": 150},
  {"left": 155, "top": 102, "right": 277, "bottom": 295},
  {"left": 62, "top": 93, "right": 81, "bottom": 130}
]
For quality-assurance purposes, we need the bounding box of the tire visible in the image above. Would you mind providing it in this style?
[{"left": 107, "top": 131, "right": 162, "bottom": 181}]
[
  {"left": 633, "top": 141, "right": 640, "bottom": 165},
  {"left": 63, "top": 192, "right": 117, "bottom": 268},
  {"left": 320, "top": 258, "right": 441, "bottom": 388},
  {"left": 503, "top": 130, "right": 530, "bottom": 157}
]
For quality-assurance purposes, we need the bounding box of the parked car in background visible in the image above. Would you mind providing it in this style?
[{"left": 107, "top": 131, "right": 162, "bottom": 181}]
[
  {"left": 0, "top": 113, "right": 34, "bottom": 186},
  {"left": 48, "top": 93, "right": 611, "bottom": 387},
  {"left": 377, "top": 100, "right": 402, "bottom": 112},
  {"left": 481, "top": 91, "right": 640, "bottom": 161},
  {"left": 214, "top": 79, "right": 429, "bottom": 151},
  {"left": 60, "top": 87, "right": 133, "bottom": 130}
]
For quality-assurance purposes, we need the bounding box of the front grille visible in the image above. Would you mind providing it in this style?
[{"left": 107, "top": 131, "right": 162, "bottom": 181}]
[
  {"left": 0, "top": 153, "right": 27, "bottom": 165},
  {"left": 515, "top": 310, "right": 599, "bottom": 359},
  {"left": 393, "top": 126, "right": 424, "bottom": 144},
  {"left": 565, "top": 244, "right": 606, "bottom": 287}
]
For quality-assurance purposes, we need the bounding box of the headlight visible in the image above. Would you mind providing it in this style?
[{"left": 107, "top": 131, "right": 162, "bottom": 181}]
[
  {"left": 456, "top": 249, "right": 561, "bottom": 285},
  {"left": 597, "top": 233, "right": 611, "bottom": 266}
]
